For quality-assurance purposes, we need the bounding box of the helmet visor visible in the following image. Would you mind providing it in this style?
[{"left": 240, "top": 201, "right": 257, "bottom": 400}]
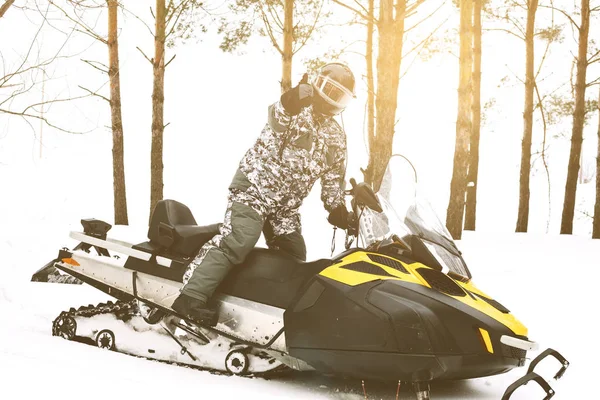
[{"left": 314, "top": 75, "right": 354, "bottom": 111}]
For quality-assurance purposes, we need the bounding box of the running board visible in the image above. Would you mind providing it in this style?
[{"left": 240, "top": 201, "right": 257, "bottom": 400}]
[{"left": 55, "top": 252, "right": 287, "bottom": 352}]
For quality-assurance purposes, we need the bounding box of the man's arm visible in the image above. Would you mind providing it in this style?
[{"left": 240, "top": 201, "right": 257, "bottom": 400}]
[
  {"left": 267, "top": 101, "right": 292, "bottom": 134},
  {"left": 321, "top": 138, "right": 347, "bottom": 213},
  {"left": 268, "top": 74, "right": 313, "bottom": 133}
]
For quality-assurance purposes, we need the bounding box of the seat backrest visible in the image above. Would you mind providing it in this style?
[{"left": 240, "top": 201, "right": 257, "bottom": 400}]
[{"left": 148, "top": 199, "right": 197, "bottom": 243}]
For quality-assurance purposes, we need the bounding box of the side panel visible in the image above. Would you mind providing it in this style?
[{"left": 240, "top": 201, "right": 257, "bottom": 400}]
[{"left": 284, "top": 277, "right": 397, "bottom": 352}]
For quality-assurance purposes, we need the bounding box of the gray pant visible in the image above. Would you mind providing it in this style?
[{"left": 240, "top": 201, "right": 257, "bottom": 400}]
[{"left": 181, "top": 171, "right": 306, "bottom": 303}]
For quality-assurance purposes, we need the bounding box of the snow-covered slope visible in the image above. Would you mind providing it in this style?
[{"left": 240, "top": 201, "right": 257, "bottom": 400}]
[{"left": 0, "top": 230, "right": 594, "bottom": 399}]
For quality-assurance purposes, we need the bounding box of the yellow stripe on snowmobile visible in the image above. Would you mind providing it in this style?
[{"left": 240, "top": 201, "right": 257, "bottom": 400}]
[
  {"left": 479, "top": 328, "right": 494, "bottom": 353},
  {"left": 320, "top": 252, "right": 425, "bottom": 286},
  {"left": 320, "top": 251, "right": 528, "bottom": 337}
]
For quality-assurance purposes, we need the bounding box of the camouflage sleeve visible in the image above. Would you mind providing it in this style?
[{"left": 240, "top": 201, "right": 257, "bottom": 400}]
[
  {"left": 321, "top": 136, "right": 347, "bottom": 213},
  {"left": 267, "top": 101, "right": 292, "bottom": 134}
]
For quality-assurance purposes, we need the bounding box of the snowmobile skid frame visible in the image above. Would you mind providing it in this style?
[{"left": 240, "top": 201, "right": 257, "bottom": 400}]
[{"left": 51, "top": 298, "right": 287, "bottom": 376}]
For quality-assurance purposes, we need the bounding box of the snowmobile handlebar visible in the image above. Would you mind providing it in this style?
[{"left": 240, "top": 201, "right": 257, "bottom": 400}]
[{"left": 346, "top": 178, "right": 383, "bottom": 214}]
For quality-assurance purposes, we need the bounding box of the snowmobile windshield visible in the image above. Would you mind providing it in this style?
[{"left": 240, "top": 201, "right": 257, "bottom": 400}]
[{"left": 358, "top": 156, "right": 472, "bottom": 280}]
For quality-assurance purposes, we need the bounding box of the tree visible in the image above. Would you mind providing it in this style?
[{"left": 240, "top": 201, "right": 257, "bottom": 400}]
[
  {"left": 485, "top": 0, "right": 561, "bottom": 233},
  {"left": 218, "top": 0, "right": 324, "bottom": 92},
  {"left": 151, "top": 0, "right": 167, "bottom": 219},
  {"left": 362, "top": 0, "right": 428, "bottom": 190},
  {"left": 446, "top": 0, "right": 473, "bottom": 239},
  {"left": 560, "top": 0, "right": 591, "bottom": 234},
  {"left": 136, "top": 0, "right": 207, "bottom": 217},
  {"left": 329, "top": 0, "right": 439, "bottom": 190},
  {"left": 515, "top": 0, "right": 539, "bottom": 232},
  {"left": 107, "top": 0, "right": 128, "bottom": 225},
  {"left": 464, "top": 0, "right": 482, "bottom": 231},
  {"left": 47, "top": 0, "right": 128, "bottom": 225},
  {"left": 594, "top": 84, "right": 600, "bottom": 238},
  {"left": 366, "top": 0, "right": 375, "bottom": 160}
]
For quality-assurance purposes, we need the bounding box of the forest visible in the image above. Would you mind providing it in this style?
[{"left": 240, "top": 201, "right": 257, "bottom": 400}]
[{"left": 1, "top": 0, "right": 599, "bottom": 240}]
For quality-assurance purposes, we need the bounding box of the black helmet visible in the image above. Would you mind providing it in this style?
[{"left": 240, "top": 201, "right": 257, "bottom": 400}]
[{"left": 312, "top": 63, "right": 356, "bottom": 116}]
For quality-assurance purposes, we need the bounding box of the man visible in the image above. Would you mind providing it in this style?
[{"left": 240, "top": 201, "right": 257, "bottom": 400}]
[{"left": 171, "top": 63, "right": 356, "bottom": 325}]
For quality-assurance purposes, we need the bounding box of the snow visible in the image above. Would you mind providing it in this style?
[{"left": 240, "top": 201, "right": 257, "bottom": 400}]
[
  {"left": 1, "top": 6, "right": 598, "bottom": 397},
  {"left": 1, "top": 208, "right": 596, "bottom": 399}
]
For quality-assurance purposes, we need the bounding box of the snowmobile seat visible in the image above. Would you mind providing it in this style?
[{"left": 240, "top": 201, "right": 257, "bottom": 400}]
[
  {"left": 218, "top": 249, "right": 332, "bottom": 309},
  {"left": 147, "top": 199, "right": 220, "bottom": 257}
]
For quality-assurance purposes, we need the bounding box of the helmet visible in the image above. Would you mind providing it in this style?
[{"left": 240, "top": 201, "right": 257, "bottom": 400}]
[{"left": 312, "top": 63, "right": 356, "bottom": 116}]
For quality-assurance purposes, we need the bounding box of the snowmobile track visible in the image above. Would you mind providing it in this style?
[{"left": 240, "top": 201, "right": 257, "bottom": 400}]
[{"left": 51, "top": 300, "right": 289, "bottom": 378}]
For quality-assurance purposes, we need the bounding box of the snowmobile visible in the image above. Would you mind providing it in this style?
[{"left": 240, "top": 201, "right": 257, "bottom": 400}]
[{"left": 33, "top": 156, "right": 568, "bottom": 399}]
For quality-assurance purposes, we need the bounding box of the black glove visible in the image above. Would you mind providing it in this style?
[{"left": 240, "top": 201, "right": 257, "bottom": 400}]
[
  {"left": 281, "top": 73, "right": 313, "bottom": 115},
  {"left": 328, "top": 205, "right": 352, "bottom": 230}
]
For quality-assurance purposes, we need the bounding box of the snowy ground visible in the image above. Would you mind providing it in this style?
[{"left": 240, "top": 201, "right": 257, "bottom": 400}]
[
  {"left": 1, "top": 223, "right": 596, "bottom": 399},
  {"left": 1, "top": 137, "right": 597, "bottom": 399}
]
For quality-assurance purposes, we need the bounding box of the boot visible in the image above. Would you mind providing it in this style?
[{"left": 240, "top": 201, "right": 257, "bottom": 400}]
[
  {"left": 138, "top": 300, "right": 166, "bottom": 325},
  {"left": 171, "top": 293, "right": 217, "bottom": 326}
]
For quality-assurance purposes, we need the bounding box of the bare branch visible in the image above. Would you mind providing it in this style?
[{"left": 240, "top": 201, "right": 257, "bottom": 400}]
[
  {"left": 539, "top": 4, "right": 580, "bottom": 31},
  {"left": 588, "top": 49, "right": 600, "bottom": 64},
  {"left": 258, "top": 4, "right": 283, "bottom": 55},
  {"left": 483, "top": 27, "right": 525, "bottom": 41},
  {"left": 265, "top": 2, "right": 283, "bottom": 31},
  {"left": 330, "top": 0, "right": 374, "bottom": 23},
  {"left": 293, "top": 0, "right": 324, "bottom": 55},
  {"left": 22, "top": 93, "right": 92, "bottom": 114},
  {"left": 586, "top": 77, "right": 600, "bottom": 87},
  {"left": 137, "top": 46, "right": 153, "bottom": 64},
  {"left": 535, "top": 0, "right": 555, "bottom": 80},
  {"left": 1, "top": 3, "right": 49, "bottom": 88},
  {"left": 533, "top": 81, "right": 551, "bottom": 232},
  {"left": 82, "top": 59, "right": 108, "bottom": 74},
  {"left": 506, "top": 14, "right": 526, "bottom": 38},
  {"left": 0, "top": 0, "right": 16, "bottom": 18},
  {"left": 165, "top": 0, "right": 187, "bottom": 39},
  {"left": 48, "top": 0, "right": 107, "bottom": 44},
  {"left": 0, "top": 108, "right": 88, "bottom": 134},
  {"left": 404, "top": 0, "right": 427, "bottom": 17},
  {"left": 78, "top": 85, "right": 110, "bottom": 103},
  {"left": 405, "top": 1, "right": 444, "bottom": 33},
  {"left": 164, "top": 54, "right": 176, "bottom": 68},
  {"left": 351, "top": 0, "right": 369, "bottom": 16},
  {"left": 122, "top": 5, "right": 154, "bottom": 36},
  {"left": 402, "top": 16, "right": 449, "bottom": 70}
]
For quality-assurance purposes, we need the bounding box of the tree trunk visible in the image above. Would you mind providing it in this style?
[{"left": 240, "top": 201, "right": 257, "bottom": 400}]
[
  {"left": 515, "top": 0, "right": 538, "bottom": 233},
  {"left": 366, "top": 0, "right": 375, "bottom": 161},
  {"left": 366, "top": 0, "right": 405, "bottom": 191},
  {"left": 560, "top": 0, "right": 590, "bottom": 234},
  {"left": 107, "top": 0, "right": 128, "bottom": 225},
  {"left": 281, "top": 0, "right": 293, "bottom": 92},
  {"left": 150, "top": 0, "right": 166, "bottom": 218},
  {"left": 591, "top": 84, "right": 600, "bottom": 238},
  {"left": 464, "top": 0, "right": 481, "bottom": 231},
  {"left": 446, "top": 0, "right": 473, "bottom": 240},
  {"left": 0, "top": 0, "right": 15, "bottom": 19}
]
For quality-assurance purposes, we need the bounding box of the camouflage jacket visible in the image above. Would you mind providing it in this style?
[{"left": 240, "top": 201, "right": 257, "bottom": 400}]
[{"left": 238, "top": 101, "right": 347, "bottom": 213}]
